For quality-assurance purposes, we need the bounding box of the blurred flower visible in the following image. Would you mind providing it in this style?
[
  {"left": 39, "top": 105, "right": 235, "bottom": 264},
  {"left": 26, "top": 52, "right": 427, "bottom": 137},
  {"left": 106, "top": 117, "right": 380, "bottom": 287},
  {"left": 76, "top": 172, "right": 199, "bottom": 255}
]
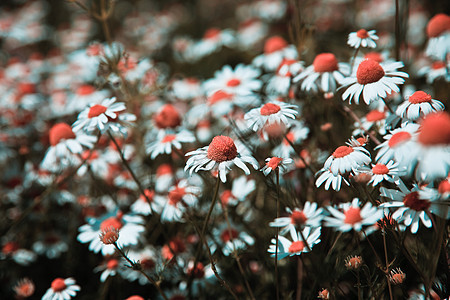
[
  {"left": 220, "top": 175, "right": 256, "bottom": 206},
  {"left": 245, "top": 100, "right": 298, "bottom": 132},
  {"left": 345, "top": 255, "right": 363, "bottom": 270},
  {"left": 347, "top": 29, "right": 378, "bottom": 48},
  {"left": 315, "top": 168, "right": 349, "bottom": 191},
  {"left": 357, "top": 161, "right": 401, "bottom": 186},
  {"left": 270, "top": 202, "right": 324, "bottom": 234},
  {"left": 146, "top": 130, "right": 195, "bottom": 160},
  {"left": 389, "top": 268, "right": 406, "bottom": 285},
  {"left": 261, "top": 156, "right": 293, "bottom": 176},
  {"left": 13, "top": 278, "right": 35, "bottom": 298},
  {"left": 211, "top": 222, "right": 255, "bottom": 256},
  {"left": 396, "top": 91, "right": 444, "bottom": 121},
  {"left": 253, "top": 36, "right": 297, "bottom": 71},
  {"left": 268, "top": 227, "right": 321, "bottom": 259},
  {"left": 42, "top": 277, "right": 80, "bottom": 300},
  {"left": 425, "top": 13, "right": 450, "bottom": 60}
]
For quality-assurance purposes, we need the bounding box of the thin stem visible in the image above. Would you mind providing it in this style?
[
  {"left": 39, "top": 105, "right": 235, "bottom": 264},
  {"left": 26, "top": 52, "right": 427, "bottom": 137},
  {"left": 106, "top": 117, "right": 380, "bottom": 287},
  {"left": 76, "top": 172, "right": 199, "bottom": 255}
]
[
  {"left": 394, "top": 0, "right": 400, "bottom": 61},
  {"left": 283, "top": 134, "right": 316, "bottom": 173},
  {"left": 99, "top": 0, "right": 112, "bottom": 44},
  {"left": 350, "top": 47, "right": 360, "bottom": 74},
  {"left": 113, "top": 242, "right": 169, "bottom": 300},
  {"left": 298, "top": 228, "right": 312, "bottom": 252},
  {"left": 296, "top": 256, "right": 303, "bottom": 300},
  {"left": 357, "top": 270, "right": 362, "bottom": 300},
  {"left": 362, "top": 230, "right": 383, "bottom": 267},
  {"left": 275, "top": 169, "right": 280, "bottom": 300},
  {"left": 223, "top": 206, "right": 255, "bottom": 300},
  {"left": 383, "top": 231, "right": 393, "bottom": 300},
  {"left": 340, "top": 105, "right": 381, "bottom": 145}
]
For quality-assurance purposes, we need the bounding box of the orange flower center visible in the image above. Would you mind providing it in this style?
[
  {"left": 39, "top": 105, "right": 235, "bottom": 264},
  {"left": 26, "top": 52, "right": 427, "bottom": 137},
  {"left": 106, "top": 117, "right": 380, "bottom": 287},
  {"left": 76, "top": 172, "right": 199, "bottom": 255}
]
[
  {"left": 88, "top": 104, "right": 107, "bottom": 118},
  {"left": 388, "top": 131, "right": 411, "bottom": 148},
  {"left": 418, "top": 112, "right": 450, "bottom": 146},
  {"left": 403, "top": 191, "right": 431, "bottom": 211},
  {"left": 291, "top": 211, "right": 307, "bottom": 225},
  {"left": 356, "top": 29, "right": 369, "bottom": 38},
  {"left": 168, "top": 186, "right": 186, "bottom": 205},
  {"left": 266, "top": 157, "right": 283, "bottom": 170},
  {"left": 221, "top": 228, "right": 239, "bottom": 242},
  {"left": 51, "top": 278, "right": 66, "bottom": 292},
  {"left": 264, "top": 36, "right": 287, "bottom": 54},
  {"left": 49, "top": 123, "right": 76, "bottom": 146},
  {"left": 356, "top": 59, "right": 385, "bottom": 85},
  {"left": 408, "top": 91, "right": 432, "bottom": 104},
  {"left": 372, "top": 163, "right": 389, "bottom": 174},
  {"left": 313, "top": 53, "right": 339, "bottom": 73},
  {"left": 366, "top": 110, "right": 386, "bottom": 122},
  {"left": 162, "top": 134, "right": 176, "bottom": 143},
  {"left": 107, "top": 259, "right": 119, "bottom": 269},
  {"left": 77, "top": 85, "right": 95, "bottom": 96},
  {"left": 154, "top": 104, "right": 181, "bottom": 129},
  {"left": 100, "top": 217, "right": 123, "bottom": 231},
  {"left": 208, "top": 90, "right": 233, "bottom": 105},
  {"left": 207, "top": 136, "right": 238, "bottom": 162},
  {"left": 226, "top": 78, "right": 241, "bottom": 87},
  {"left": 332, "top": 146, "right": 354, "bottom": 158},
  {"left": 288, "top": 241, "right": 305, "bottom": 253},
  {"left": 260, "top": 103, "right": 281, "bottom": 115},
  {"left": 344, "top": 207, "right": 363, "bottom": 224}
]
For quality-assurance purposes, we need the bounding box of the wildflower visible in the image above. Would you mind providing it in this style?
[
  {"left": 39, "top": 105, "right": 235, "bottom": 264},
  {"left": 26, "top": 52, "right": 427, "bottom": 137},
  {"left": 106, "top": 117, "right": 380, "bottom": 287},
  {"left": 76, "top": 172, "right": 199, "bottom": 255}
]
[
  {"left": 418, "top": 61, "right": 450, "bottom": 84},
  {"left": 220, "top": 175, "right": 256, "bottom": 206},
  {"left": 389, "top": 268, "right": 406, "bottom": 285},
  {"left": 270, "top": 202, "right": 324, "bottom": 234},
  {"left": 236, "top": 18, "right": 268, "bottom": 50},
  {"left": 315, "top": 168, "right": 350, "bottom": 191},
  {"left": 153, "top": 104, "right": 182, "bottom": 130},
  {"left": 396, "top": 91, "right": 444, "bottom": 121},
  {"left": 352, "top": 109, "right": 387, "bottom": 136},
  {"left": 261, "top": 156, "right": 293, "bottom": 176},
  {"left": 130, "top": 189, "right": 162, "bottom": 216},
  {"left": 146, "top": 130, "right": 195, "bottom": 160},
  {"left": 425, "top": 13, "right": 450, "bottom": 60},
  {"left": 13, "top": 278, "right": 35, "bottom": 298},
  {"left": 266, "top": 58, "right": 304, "bottom": 95},
  {"left": 184, "top": 135, "right": 259, "bottom": 182},
  {"left": 123, "top": 247, "right": 162, "bottom": 285},
  {"left": 325, "top": 198, "right": 383, "bottom": 232},
  {"left": 272, "top": 121, "right": 310, "bottom": 157},
  {"left": 158, "top": 180, "right": 200, "bottom": 223},
  {"left": 72, "top": 97, "right": 127, "bottom": 132},
  {"left": 94, "top": 258, "right": 126, "bottom": 282},
  {"left": 347, "top": 29, "right": 379, "bottom": 48},
  {"left": 341, "top": 59, "right": 409, "bottom": 105},
  {"left": 253, "top": 36, "right": 298, "bottom": 71},
  {"left": 380, "top": 180, "right": 442, "bottom": 233},
  {"left": 192, "top": 27, "right": 235, "bottom": 58},
  {"left": 294, "top": 53, "right": 349, "bottom": 93},
  {"left": 245, "top": 100, "right": 298, "bottom": 132},
  {"left": 211, "top": 222, "right": 255, "bottom": 256},
  {"left": 357, "top": 161, "right": 401, "bottom": 186},
  {"left": 268, "top": 227, "right": 321, "bottom": 259},
  {"left": 99, "top": 226, "right": 120, "bottom": 245},
  {"left": 318, "top": 289, "right": 330, "bottom": 299},
  {"left": 345, "top": 255, "right": 363, "bottom": 270},
  {"left": 32, "top": 232, "right": 68, "bottom": 259},
  {"left": 42, "top": 278, "right": 80, "bottom": 300},
  {"left": 323, "top": 143, "right": 371, "bottom": 176},
  {"left": 171, "top": 77, "right": 202, "bottom": 100},
  {"left": 414, "top": 112, "right": 450, "bottom": 181}
]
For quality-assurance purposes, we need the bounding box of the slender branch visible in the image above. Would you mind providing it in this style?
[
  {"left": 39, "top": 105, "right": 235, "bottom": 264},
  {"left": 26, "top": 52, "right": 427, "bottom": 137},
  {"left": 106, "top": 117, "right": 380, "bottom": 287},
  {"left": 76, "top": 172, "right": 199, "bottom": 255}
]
[
  {"left": 296, "top": 256, "right": 303, "bottom": 300},
  {"left": 275, "top": 169, "right": 280, "bottom": 300},
  {"left": 382, "top": 230, "right": 394, "bottom": 300},
  {"left": 340, "top": 105, "right": 381, "bottom": 145}
]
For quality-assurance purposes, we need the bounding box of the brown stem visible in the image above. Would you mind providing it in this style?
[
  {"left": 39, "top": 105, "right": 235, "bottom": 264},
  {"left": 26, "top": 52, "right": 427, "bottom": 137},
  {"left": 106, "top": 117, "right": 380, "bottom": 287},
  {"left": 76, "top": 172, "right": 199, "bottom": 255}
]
[
  {"left": 275, "top": 169, "right": 280, "bottom": 300},
  {"left": 383, "top": 231, "right": 394, "bottom": 300},
  {"left": 341, "top": 105, "right": 381, "bottom": 145},
  {"left": 296, "top": 256, "right": 303, "bottom": 300}
]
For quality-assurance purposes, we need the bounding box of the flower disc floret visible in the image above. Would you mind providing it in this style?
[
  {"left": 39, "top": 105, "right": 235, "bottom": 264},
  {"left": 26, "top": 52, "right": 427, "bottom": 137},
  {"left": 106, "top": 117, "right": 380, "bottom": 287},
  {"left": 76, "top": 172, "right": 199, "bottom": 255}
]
[
  {"left": 260, "top": 103, "right": 281, "bottom": 115},
  {"left": 49, "top": 123, "right": 76, "bottom": 146},
  {"left": 356, "top": 59, "right": 385, "bottom": 84},
  {"left": 332, "top": 146, "right": 354, "bottom": 158},
  {"left": 408, "top": 91, "right": 432, "bottom": 104},
  {"left": 88, "top": 105, "right": 107, "bottom": 118},
  {"left": 313, "top": 53, "right": 338, "bottom": 73},
  {"left": 264, "top": 36, "right": 287, "bottom": 54},
  {"left": 403, "top": 192, "right": 431, "bottom": 211},
  {"left": 207, "top": 136, "right": 238, "bottom": 162},
  {"left": 418, "top": 112, "right": 450, "bottom": 146},
  {"left": 51, "top": 278, "right": 66, "bottom": 292}
]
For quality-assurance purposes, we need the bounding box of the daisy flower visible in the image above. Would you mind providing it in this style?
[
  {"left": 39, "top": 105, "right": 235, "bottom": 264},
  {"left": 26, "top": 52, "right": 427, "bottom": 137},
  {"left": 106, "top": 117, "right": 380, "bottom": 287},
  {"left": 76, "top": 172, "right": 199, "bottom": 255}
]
[
  {"left": 123, "top": 247, "right": 162, "bottom": 285},
  {"left": 315, "top": 168, "right": 350, "bottom": 191},
  {"left": 325, "top": 198, "right": 383, "bottom": 232},
  {"left": 153, "top": 103, "right": 182, "bottom": 130},
  {"left": 94, "top": 258, "right": 126, "bottom": 282},
  {"left": 425, "top": 13, "right": 450, "bottom": 61},
  {"left": 418, "top": 61, "right": 450, "bottom": 84},
  {"left": 13, "top": 278, "right": 35, "bottom": 298},
  {"left": 244, "top": 100, "right": 298, "bottom": 132},
  {"left": 414, "top": 112, "right": 450, "bottom": 181},
  {"left": 192, "top": 27, "right": 235, "bottom": 58},
  {"left": 261, "top": 156, "right": 293, "bottom": 176},
  {"left": 357, "top": 161, "right": 402, "bottom": 186},
  {"left": 130, "top": 189, "right": 162, "bottom": 216},
  {"left": 236, "top": 18, "right": 268, "bottom": 50},
  {"left": 323, "top": 144, "right": 371, "bottom": 176},
  {"left": 293, "top": 53, "right": 349, "bottom": 93},
  {"left": 184, "top": 135, "right": 259, "bottom": 183},
  {"left": 396, "top": 91, "right": 445, "bottom": 121},
  {"left": 380, "top": 180, "right": 443, "bottom": 233},
  {"left": 220, "top": 175, "right": 256, "bottom": 206},
  {"left": 171, "top": 77, "right": 202, "bottom": 101},
  {"left": 206, "top": 89, "right": 260, "bottom": 118},
  {"left": 253, "top": 36, "right": 298, "bottom": 71},
  {"left": 211, "top": 222, "right": 255, "bottom": 256},
  {"left": 347, "top": 29, "right": 379, "bottom": 48},
  {"left": 72, "top": 97, "right": 127, "bottom": 132},
  {"left": 146, "top": 130, "right": 195, "bottom": 160},
  {"left": 203, "top": 63, "right": 261, "bottom": 95},
  {"left": 352, "top": 109, "right": 388, "bottom": 136},
  {"left": 77, "top": 211, "right": 145, "bottom": 256},
  {"left": 41, "top": 123, "right": 97, "bottom": 171},
  {"left": 158, "top": 179, "right": 200, "bottom": 223},
  {"left": 269, "top": 202, "right": 324, "bottom": 234},
  {"left": 341, "top": 59, "right": 409, "bottom": 105},
  {"left": 272, "top": 120, "right": 309, "bottom": 157},
  {"left": 42, "top": 278, "right": 80, "bottom": 300},
  {"left": 265, "top": 58, "right": 304, "bottom": 95},
  {"left": 268, "top": 227, "right": 321, "bottom": 260}
]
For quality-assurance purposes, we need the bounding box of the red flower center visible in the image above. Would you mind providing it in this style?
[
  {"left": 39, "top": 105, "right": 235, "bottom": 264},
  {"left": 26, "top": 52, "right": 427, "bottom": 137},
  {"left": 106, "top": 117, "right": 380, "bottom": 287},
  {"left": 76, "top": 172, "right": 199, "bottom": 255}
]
[
  {"left": 88, "top": 104, "right": 107, "bottom": 118},
  {"left": 208, "top": 90, "right": 233, "bottom": 105},
  {"left": 221, "top": 228, "right": 239, "bottom": 242},
  {"left": 204, "top": 28, "right": 221, "bottom": 40},
  {"left": 220, "top": 190, "right": 235, "bottom": 205},
  {"left": 344, "top": 207, "right": 363, "bottom": 224},
  {"left": 264, "top": 36, "right": 288, "bottom": 54},
  {"left": 364, "top": 52, "right": 383, "bottom": 63},
  {"left": 100, "top": 217, "right": 123, "bottom": 231},
  {"left": 408, "top": 91, "right": 432, "bottom": 104},
  {"left": 77, "top": 85, "right": 95, "bottom": 96},
  {"left": 288, "top": 241, "right": 305, "bottom": 253},
  {"left": 291, "top": 211, "right": 307, "bottom": 225},
  {"left": 51, "top": 278, "right": 66, "bottom": 292},
  {"left": 356, "top": 29, "right": 369, "bottom": 38},
  {"left": 168, "top": 186, "right": 186, "bottom": 205},
  {"left": 332, "top": 146, "right": 354, "bottom": 158},
  {"left": 226, "top": 78, "right": 241, "bottom": 87},
  {"left": 438, "top": 179, "right": 450, "bottom": 194},
  {"left": 49, "top": 123, "right": 76, "bottom": 146},
  {"left": 372, "top": 163, "right": 389, "bottom": 175},
  {"left": 154, "top": 104, "right": 181, "bottom": 129},
  {"left": 388, "top": 131, "right": 411, "bottom": 148},
  {"left": 347, "top": 256, "right": 362, "bottom": 268},
  {"left": 313, "top": 53, "right": 339, "bottom": 73},
  {"left": 207, "top": 136, "right": 238, "bottom": 162},
  {"left": 260, "top": 103, "right": 281, "bottom": 115},
  {"left": 426, "top": 13, "right": 450, "bottom": 38},
  {"left": 403, "top": 191, "right": 431, "bottom": 211},
  {"left": 107, "top": 259, "right": 119, "bottom": 269},
  {"left": 356, "top": 59, "right": 385, "bottom": 85},
  {"left": 418, "top": 112, "right": 450, "bottom": 146},
  {"left": 431, "top": 61, "right": 445, "bottom": 69},
  {"left": 366, "top": 110, "right": 386, "bottom": 122},
  {"left": 266, "top": 157, "right": 283, "bottom": 170},
  {"left": 18, "top": 82, "right": 35, "bottom": 94},
  {"left": 2, "top": 241, "right": 19, "bottom": 254},
  {"left": 162, "top": 134, "right": 176, "bottom": 143}
]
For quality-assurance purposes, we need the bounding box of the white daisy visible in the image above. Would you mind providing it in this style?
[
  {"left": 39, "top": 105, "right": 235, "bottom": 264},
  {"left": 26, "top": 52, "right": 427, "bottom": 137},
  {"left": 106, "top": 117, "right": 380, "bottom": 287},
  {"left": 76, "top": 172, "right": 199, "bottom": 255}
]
[
  {"left": 261, "top": 156, "right": 293, "bottom": 176},
  {"left": 158, "top": 180, "right": 200, "bottom": 223},
  {"left": 203, "top": 63, "right": 261, "bottom": 95},
  {"left": 396, "top": 91, "right": 444, "bottom": 121},
  {"left": 146, "top": 130, "right": 195, "bottom": 160},
  {"left": 220, "top": 175, "right": 256, "bottom": 206},
  {"left": 268, "top": 227, "right": 321, "bottom": 260},
  {"left": 130, "top": 189, "right": 162, "bottom": 216},
  {"left": 192, "top": 27, "right": 235, "bottom": 58},
  {"left": 252, "top": 35, "right": 298, "bottom": 71},
  {"left": 184, "top": 135, "right": 259, "bottom": 183},
  {"left": 269, "top": 202, "right": 324, "bottom": 234},
  {"left": 325, "top": 198, "right": 383, "bottom": 232},
  {"left": 211, "top": 222, "right": 255, "bottom": 256},
  {"left": 72, "top": 97, "right": 127, "bottom": 132},
  {"left": 171, "top": 77, "right": 202, "bottom": 100},
  {"left": 323, "top": 144, "right": 371, "bottom": 176},
  {"left": 418, "top": 61, "right": 450, "bottom": 84},
  {"left": 265, "top": 58, "right": 303, "bottom": 95},
  {"left": 347, "top": 29, "right": 379, "bottom": 48},
  {"left": 293, "top": 52, "right": 349, "bottom": 93},
  {"left": 357, "top": 160, "right": 402, "bottom": 186},
  {"left": 42, "top": 277, "right": 80, "bottom": 300},
  {"left": 341, "top": 59, "right": 409, "bottom": 105},
  {"left": 315, "top": 168, "right": 350, "bottom": 191},
  {"left": 244, "top": 100, "right": 298, "bottom": 132},
  {"left": 425, "top": 13, "right": 450, "bottom": 60}
]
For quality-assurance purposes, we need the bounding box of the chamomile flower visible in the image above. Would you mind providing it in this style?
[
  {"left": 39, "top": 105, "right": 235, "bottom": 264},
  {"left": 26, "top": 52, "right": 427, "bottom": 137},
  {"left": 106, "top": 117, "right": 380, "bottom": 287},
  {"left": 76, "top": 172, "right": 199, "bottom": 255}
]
[
  {"left": 396, "top": 91, "right": 444, "bottom": 121},
  {"left": 323, "top": 144, "right": 371, "bottom": 176},
  {"left": 146, "top": 130, "right": 195, "bottom": 160},
  {"left": 261, "top": 156, "right": 293, "bottom": 176},
  {"left": 158, "top": 180, "right": 200, "bottom": 223},
  {"left": 347, "top": 29, "right": 379, "bottom": 49},
  {"left": 220, "top": 175, "right": 256, "bottom": 206},
  {"left": 42, "top": 277, "right": 80, "bottom": 300},
  {"left": 325, "top": 198, "right": 383, "bottom": 232},
  {"left": 265, "top": 58, "right": 304, "bottom": 95},
  {"left": 418, "top": 61, "right": 450, "bottom": 84},
  {"left": 425, "top": 13, "right": 450, "bottom": 61},
  {"left": 253, "top": 36, "right": 298, "bottom": 71},
  {"left": 315, "top": 168, "right": 350, "bottom": 191},
  {"left": 341, "top": 59, "right": 409, "bottom": 105},
  {"left": 293, "top": 53, "right": 349, "bottom": 93},
  {"left": 357, "top": 161, "right": 402, "bottom": 186},
  {"left": 211, "top": 222, "right": 255, "bottom": 256},
  {"left": 268, "top": 227, "right": 321, "bottom": 259},
  {"left": 184, "top": 135, "right": 259, "bottom": 183},
  {"left": 269, "top": 202, "right": 324, "bottom": 234},
  {"left": 245, "top": 100, "right": 298, "bottom": 132},
  {"left": 130, "top": 189, "right": 162, "bottom": 216},
  {"left": 72, "top": 97, "right": 126, "bottom": 132}
]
